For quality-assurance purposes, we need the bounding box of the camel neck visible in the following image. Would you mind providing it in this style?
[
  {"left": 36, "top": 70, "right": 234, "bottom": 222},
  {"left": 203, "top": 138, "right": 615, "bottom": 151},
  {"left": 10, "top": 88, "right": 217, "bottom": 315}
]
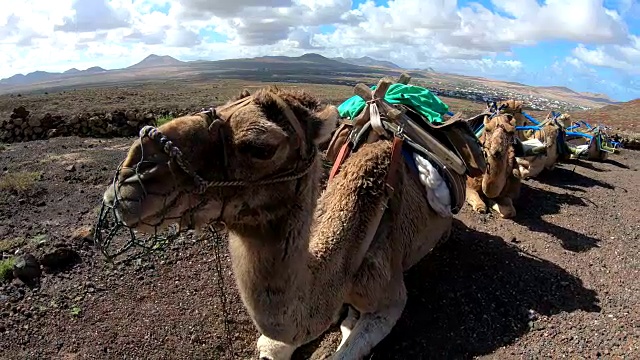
[
  {"left": 225, "top": 149, "right": 393, "bottom": 345},
  {"left": 225, "top": 165, "right": 319, "bottom": 343}
]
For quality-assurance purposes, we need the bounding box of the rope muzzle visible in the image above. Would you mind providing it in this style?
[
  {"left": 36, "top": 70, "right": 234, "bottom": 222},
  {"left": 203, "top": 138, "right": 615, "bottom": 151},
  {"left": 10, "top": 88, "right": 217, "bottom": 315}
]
[{"left": 93, "top": 92, "right": 317, "bottom": 263}]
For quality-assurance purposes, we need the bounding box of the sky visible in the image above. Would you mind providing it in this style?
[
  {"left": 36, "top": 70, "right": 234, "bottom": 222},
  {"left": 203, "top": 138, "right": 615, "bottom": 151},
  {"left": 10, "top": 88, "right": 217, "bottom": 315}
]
[{"left": 0, "top": 0, "right": 639, "bottom": 101}]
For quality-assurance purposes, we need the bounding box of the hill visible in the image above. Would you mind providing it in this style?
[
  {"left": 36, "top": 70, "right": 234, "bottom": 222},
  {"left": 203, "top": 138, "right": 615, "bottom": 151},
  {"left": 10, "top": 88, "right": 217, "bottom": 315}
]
[
  {"left": 0, "top": 66, "right": 108, "bottom": 87},
  {"left": 127, "top": 54, "right": 185, "bottom": 69},
  {"left": 579, "top": 91, "right": 614, "bottom": 102},
  {"left": 571, "top": 98, "right": 640, "bottom": 133},
  {"left": 332, "top": 56, "right": 401, "bottom": 69},
  {"left": 0, "top": 53, "right": 400, "bottom": 96},
  {"left": 0, "top": 52, "right": 624, "bottom": 111}
]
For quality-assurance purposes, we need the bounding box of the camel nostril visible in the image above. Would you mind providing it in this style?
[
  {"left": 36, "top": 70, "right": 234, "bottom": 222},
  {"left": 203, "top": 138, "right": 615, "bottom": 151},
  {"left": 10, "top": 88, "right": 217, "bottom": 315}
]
[{"left": 259, "top": 357, "right": 273, "bottom": 360}]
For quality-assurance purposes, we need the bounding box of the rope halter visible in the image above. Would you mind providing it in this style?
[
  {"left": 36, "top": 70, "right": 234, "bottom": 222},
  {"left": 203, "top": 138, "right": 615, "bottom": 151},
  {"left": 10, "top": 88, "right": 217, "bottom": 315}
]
[{"left": 94, "top": 91, "right": 317, "bottom": 262}]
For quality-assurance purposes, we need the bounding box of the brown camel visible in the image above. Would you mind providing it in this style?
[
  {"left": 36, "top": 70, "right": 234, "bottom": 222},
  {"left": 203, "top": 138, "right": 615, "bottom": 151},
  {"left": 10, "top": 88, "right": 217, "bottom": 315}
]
[
  {"left": 465, "top": 113, "right": 521, "bottom": 218},
  {"left": 565, "top": 120, "right": 611, "bottom": 161},
  {"left": 490, "top": 101, "right": 566, "bottom": 179},
  {"left": 102, "top": 85, "right": 468, "bottom": 359},
  {"left": 513, "top": 120, "right": 561, "bottom": 179}
]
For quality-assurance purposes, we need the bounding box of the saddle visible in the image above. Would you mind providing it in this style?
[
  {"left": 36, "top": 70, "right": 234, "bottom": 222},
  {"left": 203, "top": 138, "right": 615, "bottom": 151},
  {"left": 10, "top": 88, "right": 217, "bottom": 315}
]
[{"left": 325, "top": 74, "right": 487, "bottom": 215}]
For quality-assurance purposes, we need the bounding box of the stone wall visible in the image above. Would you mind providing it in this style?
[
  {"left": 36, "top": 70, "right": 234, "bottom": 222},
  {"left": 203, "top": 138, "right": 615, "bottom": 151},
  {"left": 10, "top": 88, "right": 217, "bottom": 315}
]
[
  {"left": 0, "top": 106, "right": 171, "bottom": 143},
  {"left": 2, "top": 105, "right": 640, "bottom": 151}
]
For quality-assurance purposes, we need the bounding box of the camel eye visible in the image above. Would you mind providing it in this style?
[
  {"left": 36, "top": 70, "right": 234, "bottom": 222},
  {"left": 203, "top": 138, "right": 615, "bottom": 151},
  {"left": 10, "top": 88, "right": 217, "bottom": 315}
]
[{"left": 238, "top": 142, "right": 278, "bottom": 160}]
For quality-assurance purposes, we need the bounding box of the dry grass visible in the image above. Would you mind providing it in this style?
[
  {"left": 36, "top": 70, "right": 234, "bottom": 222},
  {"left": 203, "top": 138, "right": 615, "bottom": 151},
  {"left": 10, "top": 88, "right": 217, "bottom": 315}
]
[
  {"left": 0, "top": 171, "right": 42, "bottom": 193},
  {"left": 0, "top": 80, "right": 355, "bottom": 119},
  {"left": 0, "top": 78, "right": 517, "bottom": 121},
  {"left": 0, "top": 237, "right": 27, "bottom": 253},
  {"left": 156, "top": 114, "right": 175, "bottom": 126},
  {"left": 0, "top": 257, "right": 15, "bottom": 281}
]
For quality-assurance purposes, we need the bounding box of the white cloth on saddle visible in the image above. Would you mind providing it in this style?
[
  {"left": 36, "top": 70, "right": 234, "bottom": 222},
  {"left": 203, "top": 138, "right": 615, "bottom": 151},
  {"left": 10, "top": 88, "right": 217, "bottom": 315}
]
[
  {"left": 575, "top": 144, "right": 589, "bottom": 155},
  {"left": 520, "top": 138, "right": 545, "bottom": 155},
  {"left": 413, "top": 153, "right": 452, "bottom": 218}
]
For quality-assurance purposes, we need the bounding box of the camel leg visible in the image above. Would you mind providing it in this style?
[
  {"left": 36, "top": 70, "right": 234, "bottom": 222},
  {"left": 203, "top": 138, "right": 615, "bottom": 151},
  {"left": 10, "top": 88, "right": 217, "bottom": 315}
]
[
  {"left": 257, "top": 334, "right": 297, "bottom": 360},
  {"left": 515, "top": 158, "right": 531, "bottom": 179},
  {"left": 488, "top": 197, "right": 516, "bottom": 219},
  {"left": 337, "top": 306, "right": 360, "bottom": 350},
  {"left": 465, "top": 187, "right": 487, "bottom": 213},
  {"left": 528, "top": 159, "right": 545, "bottom": 178},
  {"left": 330, "top": 281, "right": 407, "bottom": 360}
]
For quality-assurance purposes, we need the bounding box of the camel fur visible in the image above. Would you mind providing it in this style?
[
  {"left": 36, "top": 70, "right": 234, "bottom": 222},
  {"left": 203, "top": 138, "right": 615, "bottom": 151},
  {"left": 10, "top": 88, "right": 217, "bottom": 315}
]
[
  {"left": 493, "top": 101, "right": 566, "bottom": 179},
  {"left": 102, "top": 86, "right": 455, "bottom": 360},
  {"left": 465, "top": 113, "right": 521, "bottom": 218}
]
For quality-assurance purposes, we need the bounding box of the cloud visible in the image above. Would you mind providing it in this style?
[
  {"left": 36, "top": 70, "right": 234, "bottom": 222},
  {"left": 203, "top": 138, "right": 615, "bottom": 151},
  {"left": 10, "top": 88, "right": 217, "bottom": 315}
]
[
  {"left": 177, "top": 0, "right": 294, "bottom": 19},
  {"left": 572, "top": 35, "right": 640, "bottom": 74},
  {"left": 176, "top": 0, "right": 353, "bottom": 46},
  {"left": 605, "top": 0, "right": 640, "bottom": 18},
  {"left": 55, "top": 0, "right": 131, "bottom": 32},
  {"left": 487, "top": 0, "right": 629, "bottom": 44}
]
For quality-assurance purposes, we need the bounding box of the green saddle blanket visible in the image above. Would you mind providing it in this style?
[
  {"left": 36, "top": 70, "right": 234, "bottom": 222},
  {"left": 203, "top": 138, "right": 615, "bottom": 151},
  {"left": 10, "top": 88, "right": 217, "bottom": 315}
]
[{"left": 337, "top": 83, "right": 450, "bottom": 124}]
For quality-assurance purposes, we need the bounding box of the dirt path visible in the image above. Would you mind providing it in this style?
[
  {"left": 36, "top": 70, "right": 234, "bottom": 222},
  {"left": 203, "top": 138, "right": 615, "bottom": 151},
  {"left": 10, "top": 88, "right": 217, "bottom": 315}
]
[{"left": 0, "top": 136, "right": 638, "bottom": 359}]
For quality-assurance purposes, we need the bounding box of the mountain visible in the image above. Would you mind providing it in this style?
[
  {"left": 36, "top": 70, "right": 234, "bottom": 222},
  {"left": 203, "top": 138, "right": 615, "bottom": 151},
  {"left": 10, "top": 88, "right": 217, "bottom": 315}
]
[
  {"left": 84, "top": 66, "right": 107, "bottom": 74},
  {"left": 0, "top": 52, "right": 626, "bottom": 110},
  {"left": 579, "top": 91, "right": 614, "bottom": 102},
  {"left": 333, "top": 56, "right": 401, "bottom": 69},
  {"left": 0, "top": 52, "right": 396, "bottom": 95},
  {"left": 63, "top": 66, "right": 106, "bottom": 75},
  {"left": 126, "top": 54, "right": 185, "bottom": 69},
  {"left": 0, "top": 66, "right": 109, "bottom": 87},
  {"left": 0, "top": 70, "right": 60, "bottom": 86},
  {"left": 538, "top": 87, "right": 614, "bottom": 103},
  {"left": 538, "top": 86, "right": 580, "bottom": 95},
  {"left": 212, "top": 53, "right": 370, "bottom": 71}
]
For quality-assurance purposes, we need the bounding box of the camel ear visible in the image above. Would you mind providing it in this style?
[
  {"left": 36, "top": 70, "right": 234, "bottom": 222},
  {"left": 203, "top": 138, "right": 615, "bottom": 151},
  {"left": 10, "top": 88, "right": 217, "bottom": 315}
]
[
  {"left": 310, "top": 105, "right": 339, "bottom": 145},
  {"left": 233, "top": 89, "right": 251, "bottom": 101},
  {"left": 483, "top": 115, "right": 495, "bottom": 132}
]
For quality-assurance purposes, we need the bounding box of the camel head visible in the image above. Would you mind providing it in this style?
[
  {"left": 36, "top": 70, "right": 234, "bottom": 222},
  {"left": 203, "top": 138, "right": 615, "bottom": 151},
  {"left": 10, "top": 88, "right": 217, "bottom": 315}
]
[
  {"left": 491, "top": 99, "right": 526, "bottom": 128},
  {"left": 102, "top": 87, "right": 338, "bottom": 233},
  {"left": 555, "top": 113, "right": 570, "bottom": 129},
  {"left": 479, "top": 113, "right": 518, "bottom": 198}
]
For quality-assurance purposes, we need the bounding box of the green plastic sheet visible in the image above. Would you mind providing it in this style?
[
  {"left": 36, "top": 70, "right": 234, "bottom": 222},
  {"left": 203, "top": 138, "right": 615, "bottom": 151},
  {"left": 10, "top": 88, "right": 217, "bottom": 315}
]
[{"left": 337, "top": 83, "right": 450, "bottom": 124}]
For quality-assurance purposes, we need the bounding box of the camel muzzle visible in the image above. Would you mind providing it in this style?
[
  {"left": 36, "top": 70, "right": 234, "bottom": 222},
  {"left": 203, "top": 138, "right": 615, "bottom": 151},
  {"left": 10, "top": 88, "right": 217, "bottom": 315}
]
[{"left": 93, "top": 103, "right": 318, "bottom": 263}]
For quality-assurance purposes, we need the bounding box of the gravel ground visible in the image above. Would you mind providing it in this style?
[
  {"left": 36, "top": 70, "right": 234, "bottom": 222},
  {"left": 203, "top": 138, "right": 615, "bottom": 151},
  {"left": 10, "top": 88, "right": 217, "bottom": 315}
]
[{"left": 0, "top": 136, "right": 638, "bottom": 359}]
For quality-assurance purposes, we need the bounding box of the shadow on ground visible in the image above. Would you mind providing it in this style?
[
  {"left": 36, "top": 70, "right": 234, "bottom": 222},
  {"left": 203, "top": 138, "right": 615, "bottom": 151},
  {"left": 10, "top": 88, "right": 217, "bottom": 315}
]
[
  {"left": 513, "top": 184, "right": 602, "bottom": 252},
  {"left": 377, "top": 219, "right": 599, "bottom": 359},
  {"left": 602, "top": 158, "right": 631, "bottom": 169},
  {"left": 563, "top": 159, "right": 608, "bottom": 173},
  {"left": 298, "top": 219, "right": 600, "bottom": 360},
  {"left": 534, "top": 165, "right": 614, "bottom": 192}
]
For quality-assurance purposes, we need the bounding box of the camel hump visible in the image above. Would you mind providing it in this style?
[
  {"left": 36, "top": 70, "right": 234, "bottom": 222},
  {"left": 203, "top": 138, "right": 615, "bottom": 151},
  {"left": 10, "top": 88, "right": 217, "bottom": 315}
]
[
  {"left": 326, "top": 74, "right": 492, "bottom": 215},
  {"left": 398, "top": 104, "right": 487, "bottom": 178},
  {"left": 330, "top": 76, "right": 487, "bottom": 179}
]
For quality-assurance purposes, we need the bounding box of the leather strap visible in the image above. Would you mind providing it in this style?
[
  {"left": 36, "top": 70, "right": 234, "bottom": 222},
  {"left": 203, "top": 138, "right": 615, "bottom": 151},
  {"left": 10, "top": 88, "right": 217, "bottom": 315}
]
[
  {"left": 385, "top": 136, "right": 404, "bottom": 193},
  {"left": 328, "top": 141, "right": 352, "bottom": 181}
]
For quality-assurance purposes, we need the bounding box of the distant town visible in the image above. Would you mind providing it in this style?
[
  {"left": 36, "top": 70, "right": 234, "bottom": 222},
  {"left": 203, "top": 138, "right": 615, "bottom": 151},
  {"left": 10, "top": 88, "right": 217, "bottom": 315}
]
[{"left": 420, "top": 80, "right": 593, "bottom": 112}]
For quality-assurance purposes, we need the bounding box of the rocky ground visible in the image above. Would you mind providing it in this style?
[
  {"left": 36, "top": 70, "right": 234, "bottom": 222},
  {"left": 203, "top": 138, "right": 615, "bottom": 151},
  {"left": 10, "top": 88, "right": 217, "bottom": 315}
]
[{"left": 0, "top": 136, "right": 639, "bottom": 360}]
